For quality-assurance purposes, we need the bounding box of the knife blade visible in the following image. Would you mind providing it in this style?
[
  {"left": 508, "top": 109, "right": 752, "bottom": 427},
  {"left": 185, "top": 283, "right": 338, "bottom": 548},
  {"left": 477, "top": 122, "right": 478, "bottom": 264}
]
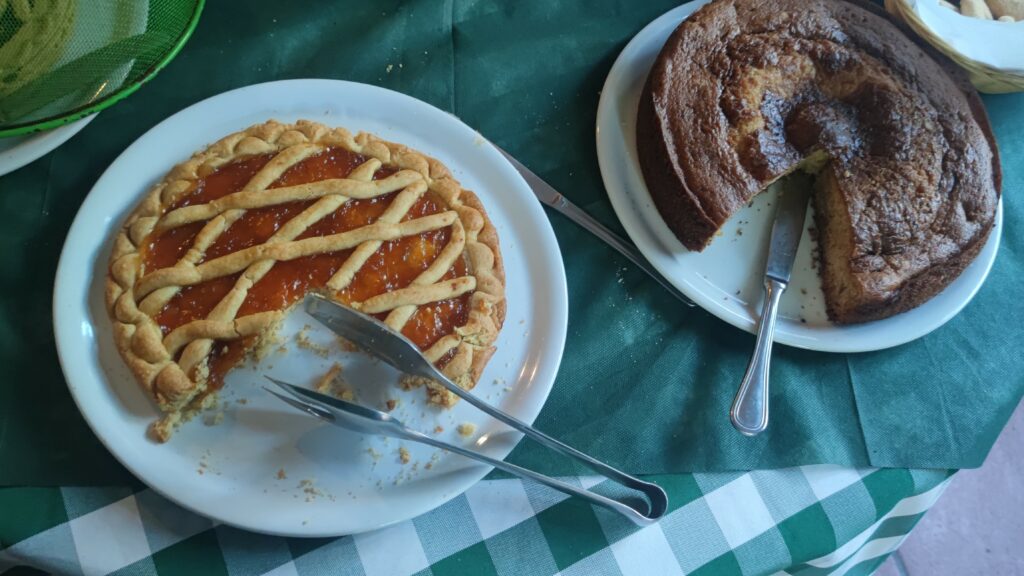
[
  {"left": 730, "top": 174, "right": 811, "bottom": 436},
  {"left": 494, "top": 145, "right": 695, "bottom": 307},
  {"left": 764, "top": 173, "right": 813, "bottom": 284}
]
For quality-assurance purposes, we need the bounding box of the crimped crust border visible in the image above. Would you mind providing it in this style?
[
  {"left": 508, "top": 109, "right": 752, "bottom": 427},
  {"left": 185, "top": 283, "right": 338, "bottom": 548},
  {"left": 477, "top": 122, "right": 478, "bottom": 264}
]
[{"left": 105, "top": 120, "right": 506, "bottom": 439}]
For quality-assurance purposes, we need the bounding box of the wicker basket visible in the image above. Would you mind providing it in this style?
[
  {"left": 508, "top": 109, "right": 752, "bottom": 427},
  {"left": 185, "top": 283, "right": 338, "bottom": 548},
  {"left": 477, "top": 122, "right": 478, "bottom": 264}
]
[{"left": 886, "top": 0, "right": 1024, "bottom": 93}]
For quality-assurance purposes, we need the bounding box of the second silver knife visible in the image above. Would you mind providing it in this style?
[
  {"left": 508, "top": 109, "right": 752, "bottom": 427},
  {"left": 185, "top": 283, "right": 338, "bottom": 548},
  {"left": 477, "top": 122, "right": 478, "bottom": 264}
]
[{"left": 495, "top": 146, "right": 695, "bottom": 307}]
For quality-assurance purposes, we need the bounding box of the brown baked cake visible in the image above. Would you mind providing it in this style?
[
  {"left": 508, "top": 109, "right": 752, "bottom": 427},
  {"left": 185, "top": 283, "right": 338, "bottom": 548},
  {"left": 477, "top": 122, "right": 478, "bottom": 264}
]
[
  {"left": 107, "top": 120, "right": 505, "bottom": 440},
  {"left": 637, "top": 0, "right": 1000, "bottom": 323}
]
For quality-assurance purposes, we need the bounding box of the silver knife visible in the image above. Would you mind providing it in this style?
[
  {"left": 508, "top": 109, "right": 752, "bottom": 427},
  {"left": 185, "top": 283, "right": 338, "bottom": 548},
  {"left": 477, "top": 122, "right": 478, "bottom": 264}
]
[
  {"left": 495, "top": 146, "right": 695, "bottom": 307},
  {"left": 730, "top": 174, "right": 812, "bottom": 436}
]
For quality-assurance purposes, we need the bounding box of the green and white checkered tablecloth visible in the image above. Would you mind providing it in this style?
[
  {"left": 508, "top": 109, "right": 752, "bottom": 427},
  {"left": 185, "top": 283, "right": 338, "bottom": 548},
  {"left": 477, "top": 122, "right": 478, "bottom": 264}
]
[{"left": 1, "top": 466, "right": 950, "bottom": 575}]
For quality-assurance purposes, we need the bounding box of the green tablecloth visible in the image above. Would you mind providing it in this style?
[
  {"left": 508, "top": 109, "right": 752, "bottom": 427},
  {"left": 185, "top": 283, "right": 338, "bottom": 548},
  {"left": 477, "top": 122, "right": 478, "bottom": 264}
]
[
  {"left": 1, "top": 467, "right": 952, "bottom": 576},
  {"left": 1, "top": 0, "right": 1021, "bottom": 485}
]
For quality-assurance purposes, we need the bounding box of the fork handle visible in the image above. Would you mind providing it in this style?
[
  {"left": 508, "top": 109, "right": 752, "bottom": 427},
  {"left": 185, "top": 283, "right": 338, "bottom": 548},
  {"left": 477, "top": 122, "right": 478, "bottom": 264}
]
[
  {"left": 402, "top": 429, "right": 663, "bottom": 525},
  {"left": 427, "top": 369, "right": 666, "bottom": 519}
]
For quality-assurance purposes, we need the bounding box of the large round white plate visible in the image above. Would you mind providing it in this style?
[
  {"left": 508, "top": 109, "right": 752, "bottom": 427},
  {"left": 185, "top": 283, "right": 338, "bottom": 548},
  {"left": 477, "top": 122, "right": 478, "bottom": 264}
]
[
  {"left": 53, "top": 79, "right": 568, "bottom": 536},
  {"left": 596, "top": 1, "right": 1002, "bottom": 353},
  {"left": 0, "top": 115, "right": 96, "bottom": 176}
]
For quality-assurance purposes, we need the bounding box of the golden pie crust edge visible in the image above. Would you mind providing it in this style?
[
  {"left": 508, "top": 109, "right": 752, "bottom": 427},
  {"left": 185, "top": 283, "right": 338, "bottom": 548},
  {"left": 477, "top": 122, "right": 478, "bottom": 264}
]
[{"left": 105, "top": 120, "right": 506, "bottom": 440}]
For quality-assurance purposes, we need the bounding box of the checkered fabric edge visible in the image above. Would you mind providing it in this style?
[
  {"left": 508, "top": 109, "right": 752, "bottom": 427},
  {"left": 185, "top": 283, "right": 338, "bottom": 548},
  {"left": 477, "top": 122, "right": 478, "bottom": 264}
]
[{"left": 0, "top": 466, "right": 951, "bottom": 576}]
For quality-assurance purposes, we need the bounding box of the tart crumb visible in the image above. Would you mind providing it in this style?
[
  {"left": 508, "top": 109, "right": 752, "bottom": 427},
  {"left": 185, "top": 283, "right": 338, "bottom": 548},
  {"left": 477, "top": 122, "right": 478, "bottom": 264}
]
[
  {"left": 398, "top": 446, "right": 411, "bottom": 464},
  {"left": 399, "top": 374, "right": 424, "bottom": 390},
  {"left": 425, "top": 451, "right": 442, "bottom": 470},
  {"left": 316, "top": 363, "right": 355, "bottom": 401},
  {"left": 456, "top": 423, "right": 476, "bottom": 438},
  {"left": 295, "top": 327, "right": 330, "bottom": 358},
  {"left": 433, "top": 425, "right": 444, "bottom": 434},
  {"left": 277, "top": 468, "right": 288, "bottom": 480},
  {"left": 385, "top": 399, "right": 398, "bottom": 411},
  {"left": 336, "top": 336, "right": 358, "bottom": 352},
  {"left": 252, "top": 326, "right": 284, "bottom": 361},
  {"left": 299, "top": 479, "right": 325, "bottom": 502},
  {"left": 236, "top": 397, "right": 248, "bottom": 405}
]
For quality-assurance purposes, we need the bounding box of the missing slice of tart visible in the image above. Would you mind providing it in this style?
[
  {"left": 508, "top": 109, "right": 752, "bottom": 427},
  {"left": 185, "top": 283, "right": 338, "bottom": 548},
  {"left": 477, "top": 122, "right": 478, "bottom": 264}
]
[{"left": 106, "top": 120, "right": 506, "bottom": 441}]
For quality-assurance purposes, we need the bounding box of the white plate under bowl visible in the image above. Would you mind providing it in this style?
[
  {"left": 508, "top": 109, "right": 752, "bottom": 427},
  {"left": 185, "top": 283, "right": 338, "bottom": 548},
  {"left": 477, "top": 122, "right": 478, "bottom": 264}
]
[
  {"left": 0, "top": 115, "right": 96, "bottom": 176},
  {"left": 0, "top": 0, "right": 148, "bottom": 174},
  {"left": 596, "top": 1, "right": 1002, "bottom": 353},
  {"left": 53, "top": 80, "right": 568, "bottom": 536}
]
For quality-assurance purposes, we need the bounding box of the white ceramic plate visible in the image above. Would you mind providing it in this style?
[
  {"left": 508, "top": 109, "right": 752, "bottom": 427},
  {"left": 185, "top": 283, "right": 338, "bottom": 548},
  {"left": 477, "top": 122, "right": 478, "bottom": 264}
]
[
  {"left": 0, "top": 115, "right": 95, "bottom": 176},
  {"left": 596, "top": 1, "right": 1002, "bottom": 353},
  {"left": 53, "top": 80, "right": 568, "bottom": 536}
]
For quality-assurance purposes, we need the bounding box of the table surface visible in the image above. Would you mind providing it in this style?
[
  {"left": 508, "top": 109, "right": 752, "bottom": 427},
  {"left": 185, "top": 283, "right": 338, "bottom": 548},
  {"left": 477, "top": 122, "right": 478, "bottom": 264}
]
[{"left": 0, "top": 0, "right": 1016, "bottom": 574}]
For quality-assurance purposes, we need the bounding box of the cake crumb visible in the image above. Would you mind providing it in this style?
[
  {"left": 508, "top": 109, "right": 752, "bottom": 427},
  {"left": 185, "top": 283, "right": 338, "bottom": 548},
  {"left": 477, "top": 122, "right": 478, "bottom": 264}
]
[
  {"left": 385, "top": 399, "right": 398, "bottom": 411},
  {"left": 398, "top": 446, "right": 411, "bottom": 464},
  {"left": 203, "top": 411, "right": 224, "bottom": 426},
  {"left": 277, "top": 468, "right": 287, "bottom": 480},
  {"left": 367, "top": 447, "right": 382, "bottom": 461},
  {"left": 433, "top": 425, "right": 444, "bottom": 434},
  {"left": 492, "top": 377, "right": 506, "bottom": 386},
  {"left": 386, "top": 63, "right": 394, "bottom": 73},
  {"left": 236, "top": 398, "right": 248, "bottom": 405},
  {"left": 457, "top": 423, "right": 476, "bottom": 438}
]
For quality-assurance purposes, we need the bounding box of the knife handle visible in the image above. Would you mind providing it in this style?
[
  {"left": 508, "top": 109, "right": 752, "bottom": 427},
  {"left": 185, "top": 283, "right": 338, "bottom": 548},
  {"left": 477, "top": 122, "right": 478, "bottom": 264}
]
[
  {"left": 731, "top": 276, "right": 785, "bottom": 436},
  {"left": 545, "top": 194, "right": 695, "bottom": 307}
]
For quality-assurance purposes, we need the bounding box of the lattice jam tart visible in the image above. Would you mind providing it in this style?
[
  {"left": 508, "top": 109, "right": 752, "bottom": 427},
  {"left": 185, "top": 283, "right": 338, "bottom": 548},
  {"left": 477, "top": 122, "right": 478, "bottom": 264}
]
[{"left": 106, "top": 120, "right": 506, "bottom": 441}]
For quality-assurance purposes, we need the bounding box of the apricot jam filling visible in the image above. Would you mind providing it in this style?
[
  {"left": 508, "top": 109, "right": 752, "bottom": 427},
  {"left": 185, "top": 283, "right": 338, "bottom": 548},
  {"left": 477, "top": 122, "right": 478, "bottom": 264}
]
[{"left": 142, "top": 147, "right": 470, "bottom": 388}]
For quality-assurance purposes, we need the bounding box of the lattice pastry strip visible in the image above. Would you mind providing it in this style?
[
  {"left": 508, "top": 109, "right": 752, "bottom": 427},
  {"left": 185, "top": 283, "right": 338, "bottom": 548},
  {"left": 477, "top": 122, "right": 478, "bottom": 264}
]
[
  {"left": 106, "top": 120, "right": 506, "bottom": 441},
  {"left": 160, "top": 156, "right": 411, "bottom": 421}
]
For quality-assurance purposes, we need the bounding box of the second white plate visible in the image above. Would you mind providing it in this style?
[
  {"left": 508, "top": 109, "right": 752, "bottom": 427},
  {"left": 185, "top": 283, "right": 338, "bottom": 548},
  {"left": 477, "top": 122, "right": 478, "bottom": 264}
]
[
  {"left": 596, "top": 1, "right": 1001, "bottom": 353},
  {"left": 0, "top": 115, "right": 95, "bottom": 176},
  {"left": 54, "top": 80, "right": 568, "bottom": 536}
]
